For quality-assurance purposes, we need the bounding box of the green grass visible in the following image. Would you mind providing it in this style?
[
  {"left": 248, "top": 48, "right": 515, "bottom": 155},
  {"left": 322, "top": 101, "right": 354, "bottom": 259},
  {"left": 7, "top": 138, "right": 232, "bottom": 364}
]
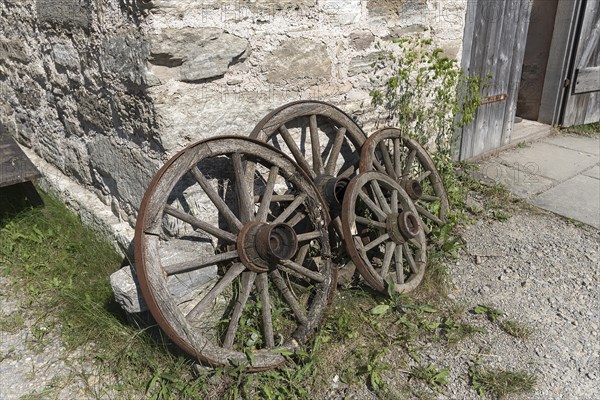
[
  {"left": 469, "top": 363, "right": 536, "bottom": 398},
  {"left": 0, "top": 165, "right": 538, "bottom": 399},
  {"left": 500, "top": 319, "right": 532, "bottom": 339},
  {"left": 0, "top": 189, "right": 207, "bottom": 398},
  {"left": 561, "top": 121, "right": 600, "bottom": 136}
]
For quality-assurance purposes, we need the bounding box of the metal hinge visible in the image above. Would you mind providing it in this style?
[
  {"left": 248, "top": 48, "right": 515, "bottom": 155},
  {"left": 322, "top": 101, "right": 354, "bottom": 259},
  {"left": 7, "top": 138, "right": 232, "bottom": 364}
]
[{"left": 564, "top": 79, "right": 571, "bottom": 88}]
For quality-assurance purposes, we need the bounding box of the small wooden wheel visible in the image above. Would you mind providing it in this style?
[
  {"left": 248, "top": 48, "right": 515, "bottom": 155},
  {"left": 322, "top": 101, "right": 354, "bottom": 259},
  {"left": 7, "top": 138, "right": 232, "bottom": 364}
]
[
  {"left": 135, "top": 136, "right": 336, "bottom": 370},
  {"left": 341, "top": 171, "right": 427, "bottom": 294},
  {"left": 360, "top": 128, "right": 450, "bottom": 233}
]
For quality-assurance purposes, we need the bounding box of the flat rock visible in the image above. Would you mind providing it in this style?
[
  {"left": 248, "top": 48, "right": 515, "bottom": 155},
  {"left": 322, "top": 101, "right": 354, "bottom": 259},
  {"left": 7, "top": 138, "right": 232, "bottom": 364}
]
[
  {"left": 110, "top": 265, "right": 148, "bottom": 313},
  {"left": 149, "top": 28, "right": 250, "bottom": 82},
  {"left": 265, "top": 38, "right": 331, "bottom": 82},
  {"left": 498, "top": 142, "right": 598, "bottom": 181},
  {"left": 347, "top": 30, "right": 375, "bottom": 50},
  {"left": 533, "top": 174, "right": 600, "bottom": 229}
]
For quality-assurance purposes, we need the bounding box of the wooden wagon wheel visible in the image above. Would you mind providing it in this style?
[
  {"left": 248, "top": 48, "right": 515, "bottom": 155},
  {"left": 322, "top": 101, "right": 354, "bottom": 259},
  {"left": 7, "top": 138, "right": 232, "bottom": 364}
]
[
  {"left": 250, "top": 100, "right": 367, "bottom": 283},
  {"left": 341, "top": 171, "right": 427, "bottom": 294},
  {"left": 250, "top": 100, "right": 367, "bottom": 225},
  {"left": 360, "top": 128, "right": 450, "bottom": 234},
  {"left": 135, "top": 136, "right": 336, "bottom": 370}
]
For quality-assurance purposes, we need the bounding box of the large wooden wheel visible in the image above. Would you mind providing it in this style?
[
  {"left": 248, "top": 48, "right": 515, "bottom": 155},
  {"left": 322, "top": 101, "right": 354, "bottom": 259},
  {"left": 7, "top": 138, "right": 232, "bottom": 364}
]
[
  {"left": 250, "top": 100, "right": 367, "bottom": 226},
  {"left": 341, "top": 172, "right": 427, "bottom": 294},
  {"left": 360, "top": 128, "right": 449, "bottom": 233},
  {"left": 135, "top": 137, "right": 336, "bottom": 370}
]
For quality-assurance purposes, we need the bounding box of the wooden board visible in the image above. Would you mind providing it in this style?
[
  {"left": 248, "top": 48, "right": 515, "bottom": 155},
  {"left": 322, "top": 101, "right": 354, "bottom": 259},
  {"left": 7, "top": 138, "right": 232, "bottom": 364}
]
[
  {"left": 574, "top": 66, "right": 600, "bottom": 94},
  {"left": 561, "top": 1, "right": 600, "bottom": 126},
  {"left": 458, "top": 0, "right": 533, "bottom": 160},
  {"left": 0, "top": 133, "right": 41, "bottom": 188}
]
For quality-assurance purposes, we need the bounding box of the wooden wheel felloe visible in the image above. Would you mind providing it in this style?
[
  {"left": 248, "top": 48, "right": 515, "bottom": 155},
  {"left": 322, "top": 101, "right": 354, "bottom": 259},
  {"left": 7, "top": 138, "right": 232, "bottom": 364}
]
[
  {"left": 134, "top": 136, "right": 336, "bottom": 370},
  {"left": 360, "top": 128, "right": 450, "bottom": 233},
  {"left": 341, "top": 172, "right": 427, "bottom": 294}
]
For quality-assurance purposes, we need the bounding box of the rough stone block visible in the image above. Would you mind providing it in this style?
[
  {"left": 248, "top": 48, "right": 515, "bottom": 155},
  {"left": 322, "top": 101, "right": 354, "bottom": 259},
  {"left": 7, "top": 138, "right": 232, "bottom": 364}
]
[
  {"left": 52, "top": 41, "right": 80, "bottom": 70},
  {"left": 103, "top": 34, "right": 149, "bottom": 87},
  {"left": 265, "top": 38, "right": 331, "bottom": 82},
  {"left": 36, "top": 0, "right": 90, "bottom": 29},
  {"left": 75, "top": 90, "right": 113, "bottom": 133},
  {"left": 0, "top": 40, "right": 29, "bottom": 63},
  {"left": 110, "top": 265, "right": 148, "bottom": 313},
  {"left": 88, "top": 135, "right": 159, "bottom": 210},
  {"left": 148, "top": 28, "right": 249, "bottom": 82},
  {"left": 348, "top": 30, "right": 375, "bottom": 50},
  {"left": 322, "top": 0, "right": 362, "bottom": 24},
  {"left": 348, "top": 52, "right": 385, "bottom": 77}
]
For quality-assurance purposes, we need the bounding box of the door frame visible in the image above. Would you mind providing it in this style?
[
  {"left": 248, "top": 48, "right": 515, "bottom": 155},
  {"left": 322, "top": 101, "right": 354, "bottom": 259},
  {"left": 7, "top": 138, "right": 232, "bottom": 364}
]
[{"left": 538, "top": 0, "right": 584, "bottom": 125}]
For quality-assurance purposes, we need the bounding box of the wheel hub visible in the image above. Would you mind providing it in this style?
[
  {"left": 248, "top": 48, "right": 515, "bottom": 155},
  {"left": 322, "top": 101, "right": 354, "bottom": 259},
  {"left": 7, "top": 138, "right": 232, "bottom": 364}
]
[
  {"left": 386, "top": 211, "right": 421, "bottom": 244},
  {"left": 237, "top": 222, "right": 298, "bottom": 273},
  {"left": 402, "top": 179, "right": 423, "bottom": 200},
  {"left": 316, "top": 175, "right": 350, "bottom": 209}
]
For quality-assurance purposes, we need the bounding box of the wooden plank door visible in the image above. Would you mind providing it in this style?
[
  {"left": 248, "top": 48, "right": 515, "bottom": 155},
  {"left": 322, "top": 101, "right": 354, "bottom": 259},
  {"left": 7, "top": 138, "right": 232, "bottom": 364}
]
[
  {"left": 561, "top": 0, "right": 600, "bottom": 126},
  {"left": 458, "top": 0, "right": 533, "bottom": 160}
]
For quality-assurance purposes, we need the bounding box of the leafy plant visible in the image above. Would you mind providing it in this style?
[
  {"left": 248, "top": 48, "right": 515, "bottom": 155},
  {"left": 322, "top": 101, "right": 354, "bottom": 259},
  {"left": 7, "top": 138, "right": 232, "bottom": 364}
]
[
  {"left": 500, "top": 319, "right": 532, "bottom": 339},
  {"left": 410, "top": 363, "right": 450, "bottom": 394},
  {"left": 358, "top": 348, "right": 391, "bottom": 393},
  {"left": 472, "top": 304, "right": 503, "bottom": 322},
  {"left": 371, "top": 38, "right": 482, "bottom": 155}
]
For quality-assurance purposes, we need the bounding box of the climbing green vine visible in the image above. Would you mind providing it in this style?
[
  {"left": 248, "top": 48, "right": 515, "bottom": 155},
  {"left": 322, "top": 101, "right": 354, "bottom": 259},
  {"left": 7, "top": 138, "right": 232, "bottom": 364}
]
[{"left": 370, "top": 37, "right": 482, "bottom": 159}]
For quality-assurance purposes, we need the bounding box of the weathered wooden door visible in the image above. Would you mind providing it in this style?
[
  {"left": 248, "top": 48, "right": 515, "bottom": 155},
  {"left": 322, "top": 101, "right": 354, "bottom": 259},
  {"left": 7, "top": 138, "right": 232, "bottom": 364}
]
[
  {"left": 561, "top": 0, "right": 600, "bottom": 126},
  {"left": 458, "top": 0, "right": 533, "bottom": 160}
]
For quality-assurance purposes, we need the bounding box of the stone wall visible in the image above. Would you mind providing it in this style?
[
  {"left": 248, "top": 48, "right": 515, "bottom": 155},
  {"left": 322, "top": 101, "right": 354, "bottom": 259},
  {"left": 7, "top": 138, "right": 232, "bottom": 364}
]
[{"left": 0, "top": 0, "right": 467, "bottom": 246}]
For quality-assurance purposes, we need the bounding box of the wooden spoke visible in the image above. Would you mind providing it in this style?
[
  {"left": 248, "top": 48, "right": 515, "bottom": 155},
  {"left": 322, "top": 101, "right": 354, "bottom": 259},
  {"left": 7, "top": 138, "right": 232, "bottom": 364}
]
[
  {"left": 380, "top": 241, "right": 396, "bottom": 278},
  {"left": 394, "top": 245, "right": 404, "bottom": 284},
  {"left": 164, "top": 205, "right": 237, "bottom": 243},
  {"left": 309, "top": 115, "right": 323, "bottom": 175},
  {"left": 297, "top": 231, "right": 322, "bottom": 242},
  {"left": 254, "top": 194, "right": 295, "bottom": 203},
  {"left": 415, "top": 204, "right": 443, "bottom": 225},
  {"left": 409, "top": 238, "right": 422, "bottom": 249},
  {"left": 287, "top": 211, "right": 306, "bottom": 227},
  {"left": 279, "top": 125, "right": 316, "bottom": 179},
  {"left": 357, "top": 190, "right": 387, "bottom": 221},
  {"left": 256, "top": 273, "right": 275, "bottom": 348},
  {"left": 338, "top": 162, "right": 357, "bottom": 178},
  {"left": 391, "top": 189, "right": 399, "bottom": 213},
  {"left": 273, "top": 194, "right": 307, "bottom": 223},
  {"left": 232, "top": 152, "right": 253, "bottom": 223},
  {"left": 278, "top": 259, "right": 325, "bottom": 283},
  {"left": 370, "top": 180, "right": 392, "bottom": 214},
  {"left": 186, "top": 262, "right": 246, "bottom": 321},
  {"left": 362, "top": 233, "right": 390, "bottom": 252},
  {"left": 416, "top": 170, "right": 432, "bottom": 182},
  {"left": 402, "top": 149, "right": 417, "bottom": 177},
  {"left": 420, "top": 194, "right": 440, "bottom": 202},
  {"left": 223, "top": 271, "right": 256, "bottom": 349},
  {"left": 378, "top": 141, "right": 398, "bottom": 180},
  {"left": 403, "top": 242, "right": 418, "bottom": 273},
  {"left": 190, "top": 167, "right": 243, "bottom": 232},
  {"left": 393, "top": 138, "right": 402, "bottom": 178},
  {"left": 270, "top": 270, "right": 308, "bottom": 325},
  {"left": 164, "top": 250, "right": 239, "bottom": 275},
  {"left": 294, "top": 244, "right": 310, "bottom": 265},
  {"left": 324, "top": 127, "right": 347, "bottom": 175},
  {"left": 355, "top": 216, "right": 387, "bottom": 229},
  {"left": 256, "top": 165, "right": 279, "bottom": 222}
]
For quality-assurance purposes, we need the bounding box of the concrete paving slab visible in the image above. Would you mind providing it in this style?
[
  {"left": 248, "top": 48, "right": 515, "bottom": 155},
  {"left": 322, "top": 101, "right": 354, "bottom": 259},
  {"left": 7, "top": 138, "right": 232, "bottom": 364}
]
[
  {"left": 543, "top": 134, "right": 600, "bottom": 156},
  {"left": 475, "top": 160, "right": 555, "bottom": 197},
  {"left": 582, "top": 165, "right": 600, "bottom": 180},
  {"left": 499, "top": 142, "right": 599, "bottom": 181},
  {"left": 533, "top": 175, "right": 600, "bottom": 229}
]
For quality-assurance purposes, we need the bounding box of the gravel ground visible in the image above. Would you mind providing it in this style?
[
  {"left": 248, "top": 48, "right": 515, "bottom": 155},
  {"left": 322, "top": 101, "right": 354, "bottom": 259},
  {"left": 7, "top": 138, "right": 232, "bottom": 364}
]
[
  {"left": 1, "top": 207, "right": 598, "bottom": 399},
  {"left": 412, "top": 208, "right": 600, "bottom": 399}
]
